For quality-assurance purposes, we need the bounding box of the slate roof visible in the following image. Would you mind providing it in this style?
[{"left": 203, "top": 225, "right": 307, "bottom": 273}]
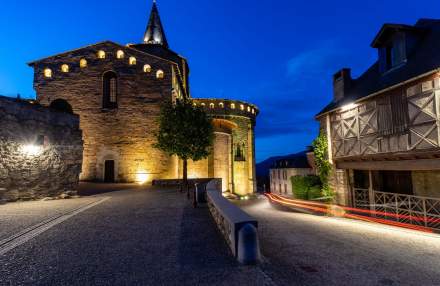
[
  {"left": 316, "top": 19, "right": 440, "bottom": 118},
  {"left": 271, "top": 151, "right": 311, "bottom": 169},
  {"left": 143, "top": 1, "right": 169, "bottom": 48}
]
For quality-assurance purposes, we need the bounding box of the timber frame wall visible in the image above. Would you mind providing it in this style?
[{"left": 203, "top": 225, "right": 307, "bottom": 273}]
[{"left": 325, "top": 72, "right": 440, "bottom": 170}]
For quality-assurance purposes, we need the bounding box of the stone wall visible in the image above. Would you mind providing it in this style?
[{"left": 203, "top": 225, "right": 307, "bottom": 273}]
[{"left": 0, "top": 96, "right": 83, "bottom": 201}]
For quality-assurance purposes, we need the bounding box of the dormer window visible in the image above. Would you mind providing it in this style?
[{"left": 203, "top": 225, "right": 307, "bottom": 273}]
[
  {"left": 372, "top": 27, "right": 411, "bottom": 73},
  {"left": 384, "top": 35, "right": 405, "bottom": 71}
]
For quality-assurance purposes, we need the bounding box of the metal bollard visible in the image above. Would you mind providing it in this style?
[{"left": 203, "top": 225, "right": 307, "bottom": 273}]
[{"left": 237, "top": 223, "right": 260, "bottom": 264}]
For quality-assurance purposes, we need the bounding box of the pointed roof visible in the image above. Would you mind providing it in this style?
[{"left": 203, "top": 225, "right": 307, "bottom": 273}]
[{"left": 143, "top": 1, "right": 169, "bottom": 48}]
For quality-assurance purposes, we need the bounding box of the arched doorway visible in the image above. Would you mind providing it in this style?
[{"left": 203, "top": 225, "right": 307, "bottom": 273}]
[{"left": 49, "top": 99, "right": 73, "bottom": 114}]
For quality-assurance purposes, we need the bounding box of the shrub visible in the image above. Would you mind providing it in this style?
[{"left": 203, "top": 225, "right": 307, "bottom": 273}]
[
  {"left": 291, "top": 176, "right": 309, "bottom": 200},
  {"left": 308, "top": 185, "right": 322, "bottom": 200},
  {"left": 291, "top": 175, "right": 322, "bottom": 200}
]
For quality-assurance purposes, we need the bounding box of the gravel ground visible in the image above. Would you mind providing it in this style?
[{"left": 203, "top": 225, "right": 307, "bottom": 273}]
[
  {"left": 239, "top": 196, "right": 440, "bottom": 286},
  {"left": 0, "top": 187, "right": 268, "bottom": 286}
]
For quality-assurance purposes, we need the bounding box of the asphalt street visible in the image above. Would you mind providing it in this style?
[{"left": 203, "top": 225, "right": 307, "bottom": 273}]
[
  {"left": 239, "top": 197, "right": 440, "bottom": 286},
  {"left": 0, "top": 188, "right": 268, "bottom": 286}
]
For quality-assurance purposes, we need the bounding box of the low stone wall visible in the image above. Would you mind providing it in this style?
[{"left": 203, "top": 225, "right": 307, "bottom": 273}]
[
  {"left": 0, "top": 96, "right": 83, "bottom": 201},
  {"left": 153, "top": 178, "right": 222, "bottom": 190},
  {"left": 206, "top": 188, "right": 260, "bottom": 264}
]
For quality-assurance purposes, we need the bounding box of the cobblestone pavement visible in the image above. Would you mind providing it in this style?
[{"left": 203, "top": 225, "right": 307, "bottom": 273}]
[
  {"left": 0, "top": 187, "right": 269, "bottom": 286},
  {"left": 239, "top": 196, "right": 440, "bottom": 286}
]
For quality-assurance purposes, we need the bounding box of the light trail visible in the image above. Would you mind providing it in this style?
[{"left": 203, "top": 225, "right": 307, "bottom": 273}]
[
  {"left": 269, "top": 193, "right": 440, "bottom": 224},
  {"left": 265, "top": 193, "right": 433, "bottom": 233}
]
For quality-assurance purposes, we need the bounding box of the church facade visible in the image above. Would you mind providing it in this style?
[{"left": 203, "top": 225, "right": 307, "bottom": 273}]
[{"left": 28, "top": 2, "right": 258, "bottom": 195}]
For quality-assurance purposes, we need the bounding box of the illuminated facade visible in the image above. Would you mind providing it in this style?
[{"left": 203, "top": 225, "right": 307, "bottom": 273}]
[{"left": 28, "top": 2, "right": 258, "bottom": 195}]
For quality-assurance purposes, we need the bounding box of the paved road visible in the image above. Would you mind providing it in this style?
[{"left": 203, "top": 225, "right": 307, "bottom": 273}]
[
  {"left": 0, "top": 188, "right": 268, "bottom": 286},
  {"left": 239, "top": 197, "right": 440, "bottom": 286}
]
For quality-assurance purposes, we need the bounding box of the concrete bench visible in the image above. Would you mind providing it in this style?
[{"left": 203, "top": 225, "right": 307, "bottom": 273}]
[{"left": 206, "top": 189, "right": 260, "bottom": 265}]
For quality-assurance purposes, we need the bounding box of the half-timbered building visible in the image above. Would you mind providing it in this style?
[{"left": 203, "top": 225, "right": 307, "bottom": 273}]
[{"left": 316, "top": 19, "right": 440, "bottom": 230}]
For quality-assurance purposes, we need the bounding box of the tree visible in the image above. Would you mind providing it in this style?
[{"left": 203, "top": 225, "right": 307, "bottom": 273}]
[{"left": 154, "top": 98, "right": 214, "bottom": 203}]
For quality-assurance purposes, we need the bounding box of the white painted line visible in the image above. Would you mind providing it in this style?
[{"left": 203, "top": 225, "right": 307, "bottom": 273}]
[{"left": 0, "top": 197, "right": 111, "bottom": 256}]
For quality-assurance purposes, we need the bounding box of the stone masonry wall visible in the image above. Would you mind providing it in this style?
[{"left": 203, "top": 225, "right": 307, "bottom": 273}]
[
  {"left": 0, "top": 96, "right": 83, "bottom": 201},
  {"left": 33, "top": 41, "right": 176, "bottom": 183}
]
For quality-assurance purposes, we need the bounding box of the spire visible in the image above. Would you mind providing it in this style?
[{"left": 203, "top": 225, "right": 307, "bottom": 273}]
[{"left": 143, "top": 1, "right": 169, "bottom": 48}]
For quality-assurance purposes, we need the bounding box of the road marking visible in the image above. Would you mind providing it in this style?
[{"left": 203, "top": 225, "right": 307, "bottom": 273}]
[{"left": 0, "top": 197, "right": 111, "bottom": 256}]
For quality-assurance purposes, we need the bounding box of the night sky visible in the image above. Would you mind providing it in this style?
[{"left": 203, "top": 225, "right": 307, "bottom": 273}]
[{"left": 1, "top": 0, "right": 439, "bottom": 162}]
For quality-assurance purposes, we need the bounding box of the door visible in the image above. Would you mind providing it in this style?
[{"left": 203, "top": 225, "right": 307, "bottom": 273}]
[{"left": 104, "top": 160, "right": 115, "bottom": 183}]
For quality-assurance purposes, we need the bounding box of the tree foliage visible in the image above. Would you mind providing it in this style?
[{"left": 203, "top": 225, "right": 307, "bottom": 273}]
[{"left": 154, "top": 98, "right": 214, "bottom": 176}]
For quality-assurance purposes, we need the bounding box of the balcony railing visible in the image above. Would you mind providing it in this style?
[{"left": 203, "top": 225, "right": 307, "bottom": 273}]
[{"left": 353, "top": 188, "right": 440, "bottom": 230}]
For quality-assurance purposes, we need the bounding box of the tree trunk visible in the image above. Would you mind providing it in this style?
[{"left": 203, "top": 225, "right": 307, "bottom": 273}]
[{"left": 183, "top": 158, "right": 189, "bottom": 199}]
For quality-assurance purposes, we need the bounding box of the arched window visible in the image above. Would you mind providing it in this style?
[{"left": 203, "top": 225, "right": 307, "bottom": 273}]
[
  {"left": 210, "top": 103, "right": 215, "bottom": 109},
  {"left": 103, "top": 71, "right": 118, "bottom": 109},
  {"left": 129, "top": 57, "right": 137, "bottom": 65},
  {"left": 116, "top": 50, "right": 125, "bottom": 59},
  {"left": 240, "top": 104, "right": 245, "bottom": 111},
  {"left": 80, "top": 58, "right": 87, "bottom": 68},
  {"left": 156, "top": 69, "right": 164, "bottom": 79},
  {"left": 61, "top": 64, "right": 69, "bottom": 73},
  {"left": 219, "top": 102, "right": 224, "bottom": 108},
  {"left": 50, "top": 99, "right": 73, "bottom": 114},
  {"left": 143, "top": 64, "right": 152, "bottom": 73},
  {"left": 97, "top": 50, "right": 106, "bottom": 59},
  {"left": 231, "top": 103, "right": 236, "bottom": 109},
  {"left": 43, "top": 68, "right": 52, "bottom": 78}
]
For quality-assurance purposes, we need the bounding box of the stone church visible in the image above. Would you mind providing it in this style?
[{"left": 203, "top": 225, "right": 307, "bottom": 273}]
[{"left": 28, "top": 2, "right": 258, "bottom": 196}]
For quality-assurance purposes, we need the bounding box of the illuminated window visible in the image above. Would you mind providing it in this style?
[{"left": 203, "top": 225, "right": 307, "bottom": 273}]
[
  {"left": 210, "top": 103, "right": 215, "bottom": 109},
  {"left": 231, "top": 103, "right": 235, "bottom": 109},
  {"left": 201, "top": 103, "right": 206, "bottom": 107},
  {"left": 103, "top": 71, "right": 118, "bottom": 109},
  {"left": 252, "top": 108, "right": 255, "bottom": 114},
  {"left": 219, "top": 102, "right": 224, "bottom": 108},
  {"left": 240, "top": 104, "right": 245, "bottom": 111},
  {"left": 129, "top": 57, "right": 137, "bottom": 65},
  {"left": 143, "top": 64, "right": 152, "bottom": 73},
  {"left": 80, "top": 58, "right": 87, "bottom": 68},
  {"left": 247, "top": 106, "right": 251, "bottom": 112},
  {"left": 156, "top": 69, "right": 164, "bottom": 79},
  {"left": 61, "top": 64, "right": 69, "bottom": 73},
  {"left": 43, "top": 68, "right": 52, "bottom": 78},
  {"left": 97, "top": 50, "right": 106, "bottom": 59},
  {"left": 116, "top": 50, "right": 125, "bottom": 59},
  {"left": 193, "top": 103, "right": 197, "bottom": 106}
]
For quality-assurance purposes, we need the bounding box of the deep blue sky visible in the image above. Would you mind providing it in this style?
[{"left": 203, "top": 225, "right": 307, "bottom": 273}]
[{"left": 1, "top": 0, "right": 439, "bottom": 162}]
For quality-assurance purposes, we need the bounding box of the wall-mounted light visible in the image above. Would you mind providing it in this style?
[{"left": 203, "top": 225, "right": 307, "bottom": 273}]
[
  {"left": 21, "top": 135, "right": 46, "bottom": 156},
  {"left": 340, "top": 102, "right": 357, "bottom": 112},
  {"left": 21, "top": 144, "right": 42, "bottom": 156},
  {"left": 135, "top": 171, "right": 149, "bottom": 185}
]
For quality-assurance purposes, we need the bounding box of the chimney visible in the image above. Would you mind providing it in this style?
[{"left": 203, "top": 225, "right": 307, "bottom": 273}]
[{"left": 333, "top": 68, "right": 352, "bottom": 102}]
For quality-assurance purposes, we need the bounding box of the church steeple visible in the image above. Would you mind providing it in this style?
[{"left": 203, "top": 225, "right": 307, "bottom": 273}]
[{"left": 143, "top": 1, "right": 169, "bottom": 48}]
